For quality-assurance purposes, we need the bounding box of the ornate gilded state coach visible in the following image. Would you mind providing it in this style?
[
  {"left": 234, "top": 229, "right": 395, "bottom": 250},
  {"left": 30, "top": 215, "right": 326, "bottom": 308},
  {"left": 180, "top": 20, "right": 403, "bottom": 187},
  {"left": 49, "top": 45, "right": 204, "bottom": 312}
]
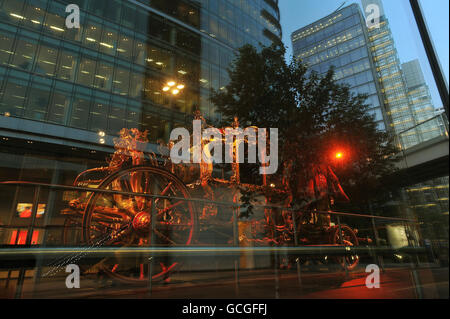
[{"left": 61, "top": 116, "right": 365, "bottom": 283}]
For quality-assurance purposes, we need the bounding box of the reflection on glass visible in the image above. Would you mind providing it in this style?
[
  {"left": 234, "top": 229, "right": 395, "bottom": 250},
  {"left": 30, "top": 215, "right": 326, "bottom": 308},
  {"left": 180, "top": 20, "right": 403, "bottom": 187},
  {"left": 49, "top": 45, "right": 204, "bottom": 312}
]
[
  {"left": 47, "top": 91, "right": 69, "bottom": 124},
  {"left": 94, "top": 62, "right": 113, "bottom": 91},
  {"left": 24, "top": 84, "right": 50, "bottom": 121},
  {"left": 83, "top": 20, "right": 102, "bottom": 50},
  {"left": 35, "top": 45, "right": 57, "bottom": 77},
  {"left": 22, "top": 0, "right": 45, "bottom": 30},
  {"left": 0, "top": 81, "right": 27, "bottom": 117},
  {"left": 77, "top": 57, "right": 96, "bottom": 87},
  {"left": 11, "top": 38, "right": 37, "bottom": 71},
  {"left": 89, "top": 97, "right": 109, "bottom": 132},
  {"left": 70, "top": 94, "right": 90, "bottom": 129},
  {"left": 112, "top": 68, "right": 130, "bottom": 96},
  {"left": 58, "top": 51, "right": 78, "bottom": 82},
  {"left": 0, "top": 32, "right": 14, "bottom": 67}
]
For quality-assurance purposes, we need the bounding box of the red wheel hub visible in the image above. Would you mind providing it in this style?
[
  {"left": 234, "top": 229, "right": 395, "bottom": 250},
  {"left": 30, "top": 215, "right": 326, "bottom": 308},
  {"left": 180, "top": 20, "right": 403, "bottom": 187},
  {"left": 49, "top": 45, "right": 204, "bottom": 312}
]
[{"left": 132, "top": 211, "right": 151, "bottom": 233}]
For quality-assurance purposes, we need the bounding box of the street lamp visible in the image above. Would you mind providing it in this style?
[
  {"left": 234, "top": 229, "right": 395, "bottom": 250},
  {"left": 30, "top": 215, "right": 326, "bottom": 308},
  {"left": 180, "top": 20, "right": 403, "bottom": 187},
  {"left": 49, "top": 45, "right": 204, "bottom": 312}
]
[{"left": 162, "top": 81, "right": 185, "bottom": 96}]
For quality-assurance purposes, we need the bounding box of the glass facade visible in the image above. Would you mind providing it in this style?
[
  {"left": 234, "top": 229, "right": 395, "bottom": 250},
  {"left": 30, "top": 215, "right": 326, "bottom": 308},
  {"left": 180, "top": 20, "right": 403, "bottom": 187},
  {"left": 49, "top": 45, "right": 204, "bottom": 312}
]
[
  {"left": 291, "top": 4, "right": 387, "bottom": 131},
  {"left": 0, "top": 0, "right": 282, "bottom": 254},
  {"left": 288, "top": 0, "right": 448, "bottom": 300},
  {"left": 402, "top": 59, "right": 440, "bottom": 144},
  {"left": 361, "top": 0, "right": 439, "bottom": 149},
  {"left": 0, "top": 0, "right": 282, "bottom": 276},
  {"left": 0, "top": 0, "right": 282, "bottom": 143},
  {"left": 0, "top": 0, "right": 447, "bottom": 300}
]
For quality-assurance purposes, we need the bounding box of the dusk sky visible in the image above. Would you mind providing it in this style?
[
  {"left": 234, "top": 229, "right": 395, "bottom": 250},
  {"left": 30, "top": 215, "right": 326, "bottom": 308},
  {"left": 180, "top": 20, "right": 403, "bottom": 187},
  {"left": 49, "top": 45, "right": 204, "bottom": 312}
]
[{"left": 279, "top": 0, "right": 449, "bottom": 109}]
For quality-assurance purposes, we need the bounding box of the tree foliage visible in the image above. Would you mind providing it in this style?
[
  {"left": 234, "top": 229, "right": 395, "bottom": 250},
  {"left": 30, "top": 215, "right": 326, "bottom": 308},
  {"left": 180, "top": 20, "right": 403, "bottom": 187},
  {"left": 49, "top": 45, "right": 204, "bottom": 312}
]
[{"left": 211, "top": 44, "right": 398, "bottom": 209}]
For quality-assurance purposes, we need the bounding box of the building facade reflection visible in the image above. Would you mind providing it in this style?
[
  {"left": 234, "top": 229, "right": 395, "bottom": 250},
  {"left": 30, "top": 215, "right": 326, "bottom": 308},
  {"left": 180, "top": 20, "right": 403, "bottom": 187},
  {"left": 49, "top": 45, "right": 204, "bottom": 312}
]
[{"left": 0, "top": 0, "right": 282, "bottom": 245}]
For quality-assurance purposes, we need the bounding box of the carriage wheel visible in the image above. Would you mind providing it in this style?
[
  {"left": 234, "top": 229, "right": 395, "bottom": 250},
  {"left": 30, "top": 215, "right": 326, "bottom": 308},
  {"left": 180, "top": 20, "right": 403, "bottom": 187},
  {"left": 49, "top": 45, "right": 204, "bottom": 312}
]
[
  {"left": 82, "top": 166, "right": 196, "bottom": 283},
  {"left": 330, "top": 224, "right": 359, "bottom": 271}
]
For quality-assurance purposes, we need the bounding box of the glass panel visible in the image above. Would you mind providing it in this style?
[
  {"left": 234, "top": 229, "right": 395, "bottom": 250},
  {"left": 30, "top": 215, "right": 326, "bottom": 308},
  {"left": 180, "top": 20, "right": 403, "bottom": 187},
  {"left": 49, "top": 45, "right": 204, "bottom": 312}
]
[
  {"left": 0, "top": 31, "right": 14, "bottom": 67},
  {"left": 1, "top": 0, "right": 26, "bottom": 25},
  {"left": 129, "top": 71, "right": 144, "bottom": 98},
  {"left": 22, "top": 0, "right": 46, "bottom": 31},
  {"left": 11, "top": 37, "right": 38, "bottom": 72},
  {"left": 47, "top": 90, "right": 70, "bottom": 124},
  {"left": 132, "top": 35, "right": 146, "bottom": 65},
  {"left": 108, "top": 102, "right": 126, "bottom": 135},
  {"left": 126, "top": 104, "right": 141, "bottom": 129},
  {"left": 35, "top": 44, "right": 58, "bottom": 77},
  {"left": 121, "top": 2, "right": 136, "bottom": 29},
  {"left": 83, "top": 19, "right": 102, "bottom": 50},
  {"left": 0, "top": 80, "right": 27, "bottom": 117},
  {"left": 76, "top": 57, "right": 96, "bottom": 87},
  {"left": 57, "top": 50, "right": 78, "bottom": 82},
  {"left": 24, "top": 83, "right": 50, "bottom": 121},
  {"left": 70, "top": 92, "right": 91, "bottom": 129},
  {"left": 99, "top": 26, "right": 118, "bottom": 56},
  {"left": 117, "top": 32, "right": 133, "bottom": 61},
  {"left": 89, "top": 96, "right": 109, "bottom": 131},
  {"left": 112, "top": 67, "right": 130, "bottom": 96},
  {"left": 146, "top": 43, "right": 172, "bottom": 72},
  {"left": 93, "top": 61, "right": 113, "bottom": 91},
  {"left": 44, "top": 2, "right": 66, "bottom": 36}
]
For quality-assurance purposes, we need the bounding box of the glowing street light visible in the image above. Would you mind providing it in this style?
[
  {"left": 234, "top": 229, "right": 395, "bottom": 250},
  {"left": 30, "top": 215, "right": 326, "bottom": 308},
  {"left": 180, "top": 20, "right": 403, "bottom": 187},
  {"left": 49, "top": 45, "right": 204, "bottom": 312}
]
[
  {"left": 162, "top": 81, "right": 185, "bottom": 95},
  {"left": 335, "top": 152, "right": 343, "bottom": 159}
]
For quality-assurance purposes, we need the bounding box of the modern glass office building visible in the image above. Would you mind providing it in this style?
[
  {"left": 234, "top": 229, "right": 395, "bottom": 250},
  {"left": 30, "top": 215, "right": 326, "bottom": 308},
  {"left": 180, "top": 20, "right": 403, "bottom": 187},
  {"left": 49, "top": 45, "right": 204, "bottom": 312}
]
[
  {"left": 292, "top": 0, "right": 441, "bottom": 150},
  {"left": 291, "top": 3, "right": 387, "bottom": 131},
  {"left": 0, "top": 0, "right": 282, "bottom": 244},
  {"left": 292, "top": 0, "right": 449, "bottom": 272},
  {"left": 361, "top": 0, "right": 441, "bottom": 149},
  {"left": 402, "top": 59, "right": 438, "bottom": 142},
  {"left": 0, "top": 0, "right": 281, "bottom": 141}
]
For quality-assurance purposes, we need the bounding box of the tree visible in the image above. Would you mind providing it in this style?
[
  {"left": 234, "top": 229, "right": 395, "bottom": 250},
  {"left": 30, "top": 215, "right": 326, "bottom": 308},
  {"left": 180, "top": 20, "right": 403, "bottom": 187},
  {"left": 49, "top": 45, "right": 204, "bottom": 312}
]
[{"left": 210, "top": 44, "right": 398, "bottom": 211}]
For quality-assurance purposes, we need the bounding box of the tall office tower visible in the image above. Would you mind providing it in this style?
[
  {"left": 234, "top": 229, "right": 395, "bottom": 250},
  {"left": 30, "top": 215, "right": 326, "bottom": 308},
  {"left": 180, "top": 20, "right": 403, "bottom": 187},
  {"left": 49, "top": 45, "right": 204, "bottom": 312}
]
[
  {"left": 362, "top": 0, "right": 415, "bottom": 145},
  {"left": 361, "top": 0, "right": 438, "bottom": 149},
  {"left": 0, "top": 0, "right": 282, "bottom": 239},
  {"left": 402, "top": 59, "right": 440, "bottom": 142},
  {"left": 291, "top": 4, "right": 388, "bottom": 131}
]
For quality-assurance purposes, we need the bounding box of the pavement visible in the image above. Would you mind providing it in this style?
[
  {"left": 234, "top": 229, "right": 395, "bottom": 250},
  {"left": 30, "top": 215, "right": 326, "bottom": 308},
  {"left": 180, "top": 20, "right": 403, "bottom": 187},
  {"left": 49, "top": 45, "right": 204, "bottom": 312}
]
[{"left": 1, "top": 264, "right": 448, "bottom": 299}]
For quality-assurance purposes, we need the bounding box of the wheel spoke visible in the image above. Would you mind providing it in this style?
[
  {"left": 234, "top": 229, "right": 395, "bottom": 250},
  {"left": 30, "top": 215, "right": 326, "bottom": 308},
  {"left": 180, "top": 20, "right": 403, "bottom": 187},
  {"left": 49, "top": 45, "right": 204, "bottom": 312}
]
[
  {"left": 154, "top": 229, "right": 177, "bottom": 245},
  {"left": 156, "top": 200, "right": 184, "bottom": 217},
  {"left": 155, "top": 181, "right": 173, "bottom": 204}
]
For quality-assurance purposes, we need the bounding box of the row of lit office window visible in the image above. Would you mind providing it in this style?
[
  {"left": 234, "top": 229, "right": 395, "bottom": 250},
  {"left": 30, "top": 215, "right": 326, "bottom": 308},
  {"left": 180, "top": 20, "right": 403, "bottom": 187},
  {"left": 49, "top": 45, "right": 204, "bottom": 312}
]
[
  {"left": 0, "top": 28, "right": 233, "bottom": 104},
  {"left": 292, "top": 6, "right": 360, "bottom": 42},
  {"left": 296, "top": 25, "right": 364, "bottom": 61},
  {"left": 0, "top": 72, "right": 200, "bottom": 139}
]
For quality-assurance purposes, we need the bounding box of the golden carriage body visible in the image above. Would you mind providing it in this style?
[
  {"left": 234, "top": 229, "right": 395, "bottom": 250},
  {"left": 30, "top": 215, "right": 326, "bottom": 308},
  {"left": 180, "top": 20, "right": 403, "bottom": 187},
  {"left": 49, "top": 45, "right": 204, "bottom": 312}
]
[{"left": 61, "top": 122, "right": 362, "bottom": 283}]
